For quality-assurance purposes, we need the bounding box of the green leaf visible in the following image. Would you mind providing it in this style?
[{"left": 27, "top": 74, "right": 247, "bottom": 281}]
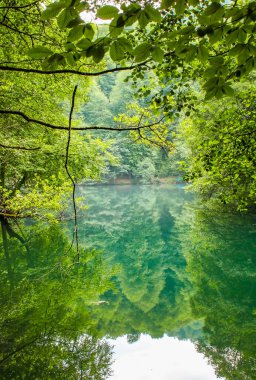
[
  {"left": 204, "top": 2, "right": 222, "bottom": 16},
  {"left": 47, "top": 53, "right": 66, "bottom": 69},
  {"left": 203, "top": 76, "right": 219, "bottom": 90},
  {"left": 92, "top": 46, "right": 105, "bottom": 63},
  {"left": 208, "top": 28, "right": 222, "bottom": 44},
  {"left": 198, "top": 45, "right": 209, "bottom": 62},
  {"left": 175, "top": 0, "right": 185, "bottom": 15},
  {"left": 27, "top": 46, "right": 53, "bottom": 59},
  {"left": 237, "top": 28, "right": 247, "bottom": 43},
  {"left": 229, "top": 44, "right": 246, "bottom": 57},
  {"left": 41, "top": 2, "right": 65, "bottom": 20},
  {"left": 110, "top": 41, "right": 125, "bottom": 61},
  {"left": 222, "top": 84, "right": 235, "bottom": 97},
  {"left": 188, "top": 0, "right": 199, "bottom": 5},
  {"left": 84, "top": 23, "right": 95, "bottom": 40},
  {"left": 138, "top": 10, "right": 150, "bottom": 28},
  {"left": 204, "top": 87, "right": 218, "bottom": 100},
  {"left": 97, "top": 5, "right": 119, "bottom": 20},
  {"left": 161, "top": 0, "right": 174, "bottom": 9},
  {"left": 116, "top": 37, "right": 133, "bottom": 53},
  {"left": 144, "top": 5, "right": 162, "bottom": 23},
  {"left": 75, "top": 1, "right": 89, "bottom": 12},
  {"left": 151, "top": 46, "right": 164, "bottom": 62},
  {"left": 64, "top": 41, "right": 76, "bottom": 52},
  {"left": 57, "top": 8, "right": 77, "bottom": 29},
  {"left": 133, "top": 43, "right": 151, "bottom": 62},
  {"left": 66, "top": 52, "right": 76, "bottom": 66},
  {"left": 211, "top": 6, "right": 224, "bottom": 22},
  {"left": 125, "top": 15, "right": 138, "bottom": 26},
  {"left": 109, "top": 17, "right": 124, "bottom": 37},
  {"left": 67, "top": 25, "right": 85, "bottom": 42},
  {"left": 76, "top": 38, "right": 93, "bottom": 50},
  {"left": 66, "top": 17, "right": 83, "bottom": 28},
  {"left": 185, "top": 45, "right": 197, "bottom": 62},
  {"left": 179, "top": 26, "right": 195, "bottom": 35}
]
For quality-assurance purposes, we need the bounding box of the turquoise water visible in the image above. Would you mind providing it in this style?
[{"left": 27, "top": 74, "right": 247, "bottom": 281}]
[{"left": 1, "top": 184, "right": 256, "bottom": 379}]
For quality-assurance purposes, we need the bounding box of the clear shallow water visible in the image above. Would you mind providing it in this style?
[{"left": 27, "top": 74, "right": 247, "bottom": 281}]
[{"left": 1, "top": 184, "right": 256, "bottom": 379}]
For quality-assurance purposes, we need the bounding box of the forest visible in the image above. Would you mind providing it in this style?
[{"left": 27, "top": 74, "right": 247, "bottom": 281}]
[
  {"left": 1, "top": 0, "right": 256, "bottom": 222},
  {"left": 1, "top": 0, "right": 256, "bottom": 379}
]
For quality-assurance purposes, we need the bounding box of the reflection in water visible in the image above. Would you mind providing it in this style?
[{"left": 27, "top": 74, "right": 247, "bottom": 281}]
[
  {"left": 1, "top": 184, "right": 256, "bottom": 379},
  {"left": 0, "top": 222, "right": 114, "bottom": 379},
  {"left": 182, "top": 206, "right": 256, "bottom": 380},
  {"left": 79, "top": 185, "right": 256, "bottom": 379},
  {"left": 79, "top": 185, "right": 196, "bottom": 339}
]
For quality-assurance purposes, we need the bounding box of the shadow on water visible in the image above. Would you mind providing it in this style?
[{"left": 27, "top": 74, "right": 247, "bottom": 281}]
[{"left": 1, "top": 184, "right": 256, "bottom": 379}]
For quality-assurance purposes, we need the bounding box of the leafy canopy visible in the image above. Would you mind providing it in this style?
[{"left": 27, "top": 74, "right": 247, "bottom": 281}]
[{"left": 29, "top": 0, "right": 256, "bottom": 100}]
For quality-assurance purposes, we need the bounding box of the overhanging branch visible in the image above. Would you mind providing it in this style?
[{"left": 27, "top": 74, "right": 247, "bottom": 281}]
[
  {"left": 0, "top": 143, "right": 40, "bottom": 150},
  {"left": 0, "top": 61, "right": 148, "bottom": 77},
  {"left": 0, "top": 109, "right": 165, "bottom": 132},
  {"left": 0, "top": 2, "right": 39, "bottom": 9}
]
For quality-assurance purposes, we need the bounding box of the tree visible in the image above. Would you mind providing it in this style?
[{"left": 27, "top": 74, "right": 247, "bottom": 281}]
[
  {"left": 0, "top": 2, "right": 118, "bottom": 220},
  {"left": 179, "top": 80, "right": 256, "bottom": 211}
]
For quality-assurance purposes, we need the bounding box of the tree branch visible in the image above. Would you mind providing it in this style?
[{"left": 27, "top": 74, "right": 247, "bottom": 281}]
[
  {"left": 0, "top": 143, "right": 40, "bottom": 150},
  {"left": 64, "top": 85, "right": 79, "bottom": 261},
  {"left": 0, "top": 109, "right": 165, "bottom": 132},
  {"left": 0, "top": 62, "right": 148, "bottom": 76},
  {"left": 0, "top": 2, "right": 39, "bottom": 9}
]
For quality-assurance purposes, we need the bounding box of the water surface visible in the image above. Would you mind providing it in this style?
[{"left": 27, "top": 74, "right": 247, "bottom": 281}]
[{"left": 1, "top": 184, "right": 256, "bottom": 379}]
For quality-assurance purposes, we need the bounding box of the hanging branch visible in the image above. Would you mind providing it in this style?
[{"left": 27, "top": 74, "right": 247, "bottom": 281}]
[{"left": 64, "top": 85, "right": 79, "bottom": 261}]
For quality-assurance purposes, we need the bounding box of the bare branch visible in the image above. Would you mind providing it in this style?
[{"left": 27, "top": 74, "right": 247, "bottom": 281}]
[
  {"left": 0, "top": 143, "right": 40, "bottom": 150},
  {"left": 0, "top": 109, "right": 166, "bottom": 132},
  {"left": 0, "top": 61, "right": 148, "bottom": 76}
]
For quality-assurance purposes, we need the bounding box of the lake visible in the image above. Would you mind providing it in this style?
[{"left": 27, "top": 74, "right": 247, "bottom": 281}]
[{"left": 0, "top": 183, "right": 256, "bottom": 379}]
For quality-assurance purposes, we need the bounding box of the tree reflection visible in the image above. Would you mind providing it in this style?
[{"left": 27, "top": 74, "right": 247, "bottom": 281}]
[
  {"left": 0, "top": 221, "right": 114, "bottom": 379},
  {"left": 79, "top": 185, "right": 197, "bottom": 339},
  {"left": 183, "top": 205, "right": 256, "bottom": 380}
]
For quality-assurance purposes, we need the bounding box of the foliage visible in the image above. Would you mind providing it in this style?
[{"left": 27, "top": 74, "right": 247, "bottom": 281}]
[
  {"left": 179, "top": 80, "right": 256, "bottom": 211},
  {"left": 31, "top": 0, "right": 256, "bottom": 103},
  {"left": 0, "top": 4, "right": 116, "bottom": 219}
]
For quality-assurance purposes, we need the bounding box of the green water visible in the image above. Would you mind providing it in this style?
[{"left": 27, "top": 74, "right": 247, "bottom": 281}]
[{"left": 1, "top": 184, "right": 256, "bottom": 379}]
